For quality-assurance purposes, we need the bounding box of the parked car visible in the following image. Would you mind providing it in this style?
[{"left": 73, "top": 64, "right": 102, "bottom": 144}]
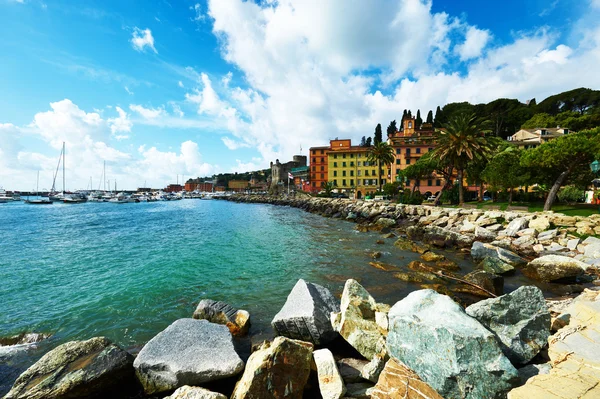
[
  {"left": 482, "top": 195, "right": 492, "bottom": 201},
  {"left": 426, "top": 195, "right": 437, "bottom": 201}
]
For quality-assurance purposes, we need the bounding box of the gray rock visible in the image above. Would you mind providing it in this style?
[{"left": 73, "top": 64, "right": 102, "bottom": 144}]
[
  {"left": 387, "top": 289, "right": 518, "bottom": 399},
  {"left": 337, "top": 358, "right": 368, "bottom": 384},
  {"left": 4, "top": 337, "right": 134, "bottom": 399},
  {"left": 471, "top": 241, "right": 527, "bottom": 266},
  {"left": 516, "top": 363, "right": 552, "bottom": 385},
  {"left": 164, "top": 386, "right": 227, "bottom": 399},
  {"left": 376, "top": 217, "right": 396, "bottom": 227},
  {"left": 466, "top": 286, "right": 551, "bottom": 364},
  {"left": 134, "top": 319, "right": 244, "bottom": 395},
  {"left": 505, "top": 218, "right": 528, "bottom": 237},
  {"left": 475, "top": 226, "right": 496, "bottom": 241},
  {"left": 314, "top": 349, "right": 346, "bottom": 399},
  {"left": 272, "top": 279, "right": 339, "bottom": 345},
  {"left": 523, "top": 255, "right": 587, "bottom": 282},
  {"left": 423, "top": 226, "right": 473, "bottom": 248},
  {"left": 567, "top": 238, "right": 580, "bottom": 251},
  {"left": 193, "top": 299, "right": 250, "bottom": 337},
  {"left": 464, "top": 270, "right": 504, "bottom": 297},
  {"left": 537, "top": 229, "right": 558, "bottom": 241},
  {"left": 344, "top": 382, "right": 374, "bottom": 399},
  {"left": 480, "top": 257, "right": 515, "bottom": 275}
]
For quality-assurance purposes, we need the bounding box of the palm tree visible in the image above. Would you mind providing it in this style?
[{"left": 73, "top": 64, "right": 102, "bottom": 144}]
[
  {"left": 434, "top": 113, "right": 492, "bottom": 205},
  {"left": 368, "top": 142, "right": 395, "bottom": 192}
]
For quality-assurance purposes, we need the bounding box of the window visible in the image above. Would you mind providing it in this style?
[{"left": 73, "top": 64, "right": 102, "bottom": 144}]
[
  {"left": 396, "top": 169, "right": 400, "bottom": 174},
  {"left": 416, "top": 148, "right": 421, "bottom": 154},
  {"left": 334, "top": 154, "right": 337, "bottom": 159},
  {"left": 350, "top": 153, "right": 354, "bottom": 158},
  {"left": 312, "top": 166, "right": 315, "bottom": 171},
  {"left": 357, "top": 170, "right": 362, "bottom": 176},
  {"left": 396, "top": 148, "right": 401, "bottom": 154},
  {"left": 395, "top": 159, "right": 400, "bottom": 165},
  {"left": 333, "top": 162, "right": 337, "bottom": 167},
  {"left": 342, "top": 179, "right": 347, "bottom": 186},
  {"left": 436, "top": 179, "right": 441, "bottom": 186},
  {"left": 357, "top": 161, "right": 361, "bottom": 167},
  {"left": 350, "top": 162, "right": 354, "bottom": 167},
  {"left": 333, "top": 171, "right": 337, "bottom": 177},
  {"left": 312, "top": 158, "right": 316, "bottom": 163},
  {"left": 320, "top": 157, "right": 324, "bottom": 163},
  {"left": 405, "top": 148, "right": 411, "bottom": 155},
  {"left": 428, "top": 179, "right": 433, "bottom": 186},
  {"left": 334, "top": 179, "right": 337, "bottom": 186},
  {"left": 320, "top": 166, "right": 324, "bottom": 171},
  {"left": 357, "top": 179, "right": 361, "bottom": 185},
  {"left": 320, "top": 150, "right": 324, "bottom": 154},
  {"left": 321, "top": 173, "right": 324, "bottom": 179},
  {"left": 350, "top": 179, "right": 354, "bottom": 186},
  {"left": 429, "top": 147, "right": 434, "bottom": 152},
  {"left": 342, "top": 170, "right": 346, "bottom": 177},
  {"left": 350, "top": 170, "right": 354, "bottom": 177},
  {"left": 408, "top": 122, "right": 412, "bottom": 128},
  {"left": 312, "top": 182, "right": 316, "bottom": 187},
  {"left": 343, "top": 153, "right": 346, "bottom": 158},
  {"left": 312, "top": 150, "right": 316, "bottom": 155},
  {"left": 365, "top": 170, "right": 369, "bottom": 176},
  {"left": 342, "top": 162, "right": 347, "bottom": 167}
]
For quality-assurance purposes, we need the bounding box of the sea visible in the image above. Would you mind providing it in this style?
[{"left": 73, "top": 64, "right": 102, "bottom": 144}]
[{"left": 0, "top": 198, "right": 538, "bottom": 394}]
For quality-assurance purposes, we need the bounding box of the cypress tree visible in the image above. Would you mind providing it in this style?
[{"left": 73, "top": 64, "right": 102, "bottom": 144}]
[
  {"left": 360, "top": 136, "right": 366, "bottom": 147},
  {"left": 386, "top": 120, "right": 397, "bottom": 138},
  {"left": 426, "top": 110, "right": 434, "bottom": 124},
  {"left": 374, "top": 124, "right": 383, "bottom": 145},
  {"left": 416, "top": 109, "right": 423, "bottom": 128},
  {"left": 434, "top": 106, "right": 442, "bottom": 127}
]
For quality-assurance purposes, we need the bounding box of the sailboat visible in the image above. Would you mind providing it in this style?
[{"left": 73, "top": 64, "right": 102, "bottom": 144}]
[
  {"left": 26, "top": 171, "right": 52, "bottom": 205},
  {"left": 48, "top": 143, "right": 65, "bottom": 202},
  {"left": 54, "top": 142, "right": 85, "bottom": 204}
]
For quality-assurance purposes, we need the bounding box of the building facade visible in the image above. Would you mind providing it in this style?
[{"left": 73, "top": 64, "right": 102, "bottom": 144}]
[
  {"left": 184, "top": 179, "right": 214, "bottom": 192},
  {"left": 270, "top": 156, "right": 307, "bottom": 191},
  {"left": 508, "top": 127, "right": 571, "bottom": 149},
  {"left": 327, "top": 139, "right": 382, "bottom": 199},
  {"left": 228, "top": 180, "right": 249, "bottom": 192},
  {"left": 309, "top": 146, "right": 329, "bottom": 193}
]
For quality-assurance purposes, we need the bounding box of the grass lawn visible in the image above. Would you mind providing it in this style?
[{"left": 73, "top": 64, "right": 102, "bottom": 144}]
[{"left": 444, "top": 201, "right": 600, "bottom": 216}]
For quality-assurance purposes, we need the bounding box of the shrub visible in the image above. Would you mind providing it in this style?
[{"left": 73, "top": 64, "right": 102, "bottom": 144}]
[{"left": 558, "top": 185, "right": 585, "bottom": 204}]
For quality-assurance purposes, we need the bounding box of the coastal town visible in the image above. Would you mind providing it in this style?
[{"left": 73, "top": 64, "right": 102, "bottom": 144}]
[{"left": 3, "top": 1, "right": 600, "bottom": 399}]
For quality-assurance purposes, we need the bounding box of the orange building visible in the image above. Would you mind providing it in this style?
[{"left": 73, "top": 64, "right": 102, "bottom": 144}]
[
  {"left": 388, "top": 118, "right": 442, "bottom": 197},
  {"left": 309, "top": 146, "right": 329, "bottom": 193},
  {"left": 228, "top": 180, "right": 249, "bottom": 192}
]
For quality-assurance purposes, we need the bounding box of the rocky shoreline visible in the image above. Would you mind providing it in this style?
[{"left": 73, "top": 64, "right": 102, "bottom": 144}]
[{"left": 3, "top": 197, "right": 600, "bottom": 399}]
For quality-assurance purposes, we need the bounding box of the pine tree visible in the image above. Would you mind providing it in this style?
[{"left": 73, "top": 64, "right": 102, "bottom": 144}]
[
  {"left": 386, "top": 120, "right": 397, "bottom": 138},
  {"left": 416, "top": 109, "right": 423, "bottom": 128},
  {"left": 360, "top": 136, "right": 366, "bottom": 147},
  {"left": 426, "top": 110, "right": 434, "bottom": 124},
  {"left": 374, "top": 124, "right": 383, "bottom": 145},
  {"left": 434, "top": 106, "right": 443, "bottom": 127},
  {"left": 365, "top": 137, "right": 372, "bottom": 147}
]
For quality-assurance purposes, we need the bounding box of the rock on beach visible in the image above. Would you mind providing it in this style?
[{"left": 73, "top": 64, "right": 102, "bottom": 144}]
[{"left": 133, "top": 319, "right": 244, "bottom": 395}]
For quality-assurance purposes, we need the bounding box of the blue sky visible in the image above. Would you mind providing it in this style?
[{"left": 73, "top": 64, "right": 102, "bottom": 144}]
[{"left": 1, "top": 0, "right": 599, "bottom": 191}]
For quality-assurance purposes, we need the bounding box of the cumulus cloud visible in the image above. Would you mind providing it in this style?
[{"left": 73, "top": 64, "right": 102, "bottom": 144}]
[
  {"left": 455, "top": 26, "right": 491, "bottom": 61},
  {"left": 107, "top": 107, "right": 132, "bottom": 138},
  {"left": 131, "top": 27, "right": 157, "bottom": 53},
  {"left": 185, "top": 73, "right": 236, "bottom": 118},
  {"left": 190, "top": 3, "right": 205, "bottom": 23}
]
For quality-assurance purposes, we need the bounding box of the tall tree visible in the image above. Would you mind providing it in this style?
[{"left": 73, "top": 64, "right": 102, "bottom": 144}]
[
  {"left": 403, "top": 151, "right": 454, "bottom": 206},
  {"left": 374, "top": 124, "right": 383, "bottom": 145},
  {"left": 368, "top": 142, "right": 396, "bottom": 192},
  {"left": 434, "top": 112, "right": 493, "bottom": 205},
  {"left": 360, "top": 136, "right": 366, "bottom": 147},
  {"left": 386, "top": 120, "right": 397, "bottom": 139},
  {"left": 434, "top": 106, "right": 443, "bottom": 127},
  {"left": 482, "top": 146, "right": 529, "bottom": 205},
  {"left": 521, "top": 127, "right": 600, "bottom": 211},
  {"left": 401, "top": 109, "right": 408, "bottom": 130},
  {"left": 407, "top": 110, "right": 413, "bottom": 119},
  {"left": 416, "top": 110, "right": 423, "bottom": 128},
  {"left": 365, "top": 137, "right": 372, "bottom": 147},
  {"left": 426, "top": 110, "right": 434, "bottom": 124}
]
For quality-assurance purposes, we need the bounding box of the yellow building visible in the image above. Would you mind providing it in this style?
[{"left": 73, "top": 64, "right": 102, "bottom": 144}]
[{"left": 327, "top": 139, "right": 384, "bottom": 199}]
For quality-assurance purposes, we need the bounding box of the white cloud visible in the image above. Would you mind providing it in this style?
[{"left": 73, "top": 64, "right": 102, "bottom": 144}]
[
  {"left": 455, "top": 26, "right": 492, "bottom": 61},
  {"left": 124, "top": 86, "right": 134, "bottom": 95},
  {"left": 222, "top": 72, "right": 232, "bottom": 87},
  {"left": 107, "top": 107, "right": 132, "bottom": 137},
  {"left": 186, "top": 73, "right": 237, "bottom": 118},
  {"left": 190, "top": 3, "right": 205, "bottom": 23},
  {"left": 170, "top": 102, "right": 184, "bottom": 117},
  {"left": 131, "top": 27, "right": 157, "bottom": 53},
  {"left": 129, "top": 104, "right": 165, "bottom": 119},
  {"left": 592, "top": 0, "right": 600, "bottom": 9},
  {"left": 178, "top": 80, "right": 184, "bottom": 88},
  {"left": 222, "top": 136, "right": 249, "bottom": 150}
]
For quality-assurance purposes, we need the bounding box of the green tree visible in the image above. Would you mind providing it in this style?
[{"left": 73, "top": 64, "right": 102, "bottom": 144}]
[
  {"left": 382, "top": 182, "right": 403, "bottom": 199},
  {"left": 402, "top": 151, "right": 454, "bottom": 205},
  {"left": 557, "top": 185, "right": 585, "bottom": 205},
  {"left": 374, "top": 124, "right": 383, "bottom": 145},
  {"left": 482, "top": 146, "right": 529, "bottom": 205},
  {"left": 386, "top": 120, "right": 397, "bottom": 139},
  {"left": 521, "top": 113, "right": 556, "bottom": 129},
  {"left": 426, "top": 110, "right": 434, "bottom": 124},
  {"left": 434, "top": 106, "right": 443, "bottom": 127},
  {"left": 365, "top": 137, "right": 372, "bottom": 147},
  {"left": 360, "top": 136, "right": 366, "bottom": 147},
  {"left": 521, "top": 128, "right": 600, "bottom": 211},
  {"left": 368, "top": 142, "right": 395, "bottom": 192},
  {"left": 537, "top": 88, "right": 600, "bottom": 115},
  {"left": 434, "top": 112, "right": 493, "bottom": 205},
  {"left": 416, "top": 109, "right": 423, "bottom": 128},
  {"left": 321, "top": 181, "right": 336, "bottom": 197}
]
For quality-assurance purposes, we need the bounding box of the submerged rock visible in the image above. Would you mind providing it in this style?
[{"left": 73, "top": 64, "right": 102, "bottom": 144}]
[
  {"left": 463, "top": 270, "right": 504, "bottom": 297},
  {"left": 231, "top": 337, "right": 313, "bottom": 399},
  {"left": 4, "top": 337, "right": 135, "bottom": 399},
  {"left": 331, "top": 279, "right": 388, "bottom": 360},
  {"left": 466, "top": 286, "right": 551, "bottom": 364},
  {"left": 164, "top": 385, "right": 227, "bottom": 399},
  {"left": 313, "top": 349, "right": 346, "bottom": 399},
  {"left": 387, "top": 289, "right": 518, "bottom": 399},
  {"left": 193, "top": 299, "right": 250, "bottom": 337},
  {"left": 133, "top": 319, "right": 244, "bottom": 395},
  {"left": 367, "top": 358, "right": 443, "bottom": 399},
  {"left": 271, "top": 279, "right": 339, "bottom": 345},
  {"left": 420, "top": 251, "right": 445, "bottom": 262},
  {"left": 479, "top": 256, "right": 515, "bottom": 275},
  {"left": 523, "top": 255, "right": 587, "bottom": 282}
]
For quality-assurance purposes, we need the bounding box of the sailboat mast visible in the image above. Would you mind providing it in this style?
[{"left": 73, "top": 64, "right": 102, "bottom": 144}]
[
  {"left": 62, "top": 142, "right": 65, "bottom": 195},
  {"left": 36, "top": 171, "right": 39, "bottom": 195},
  {"left": 103, "top": 161, "right": 106, "bottom": 192}
]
